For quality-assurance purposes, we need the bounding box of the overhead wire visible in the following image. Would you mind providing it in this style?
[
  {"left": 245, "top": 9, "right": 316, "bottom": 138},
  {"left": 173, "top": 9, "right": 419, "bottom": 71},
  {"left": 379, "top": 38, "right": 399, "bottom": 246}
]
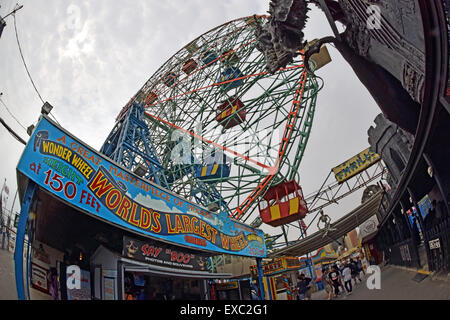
[
  {"left": 0, "top": 116, "right": 26, "bottom": 145},
  {"left": 0, "top": 96, "right": 27, "bottom": 132},
  {"left": 12, "top": 10, "right": 44, "bottom": 105},
  {"left": 11, "top": 7, "right": 61, "bottom": 126}
]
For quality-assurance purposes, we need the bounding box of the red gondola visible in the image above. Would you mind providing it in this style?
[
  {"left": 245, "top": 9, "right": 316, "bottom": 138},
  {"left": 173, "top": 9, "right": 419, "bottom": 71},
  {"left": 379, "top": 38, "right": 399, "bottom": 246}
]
[
  {"left": 182, "top": 59, "right": 198, "bottom": 75},
  {"left": 258, "top": 180, "right": 308, "bottom": 227},
  {"left": 144, "top": 92, "right": 158, "bottom": 107},
  {"left": 216, "top": 97, "right": 245, "bottom": 129}
]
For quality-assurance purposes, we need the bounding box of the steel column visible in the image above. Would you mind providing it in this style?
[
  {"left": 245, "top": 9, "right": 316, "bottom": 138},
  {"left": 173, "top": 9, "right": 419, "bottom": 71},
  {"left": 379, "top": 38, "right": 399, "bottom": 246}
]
[
  {"left": 256, "top": 257, "right": 265, "bottom": 300},
  {"left": 14, "top": 180, "right": 37, "bottom": 300},
  {"left": 423, "top": 153, "right": 450, "bottom": 215}
]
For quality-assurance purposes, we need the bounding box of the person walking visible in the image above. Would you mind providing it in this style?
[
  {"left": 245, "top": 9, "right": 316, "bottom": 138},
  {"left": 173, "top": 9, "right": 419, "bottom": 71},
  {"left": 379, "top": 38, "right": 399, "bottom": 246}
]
[
  {"left": 328, "top": 265, "right": 341, "bottom": 298},
  {"left": 356, "top": 257, "right": 365, "bottom": 276},
  {"left": 337, "top": 263, "right": 346, "bottom": 293},
  {"left": 0, "top": 216, "right": 5, "bottom": 250},
  {"left": 296, "top": 273, "right": 312, "bottom": 300},
  {"left": 342, "top": 263, "right": 352, "bottom": 295},
  {"left": 321, "top": 268, "right": 333, "bottom": 300},
  {"left": 349, "top": 259, "right": 361, "bottom": 284}
]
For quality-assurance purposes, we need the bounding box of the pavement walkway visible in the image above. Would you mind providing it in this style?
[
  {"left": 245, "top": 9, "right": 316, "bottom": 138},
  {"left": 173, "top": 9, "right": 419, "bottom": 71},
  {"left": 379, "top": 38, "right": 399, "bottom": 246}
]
[
  {"left": 311, "top": 264, "right": 450, "bottom": 300},
  {"left": 0, "top": 248, "right": 50, "bottom": 300},
  {"left": 0, "top": 248, "right": 17, "bottom": 300}
]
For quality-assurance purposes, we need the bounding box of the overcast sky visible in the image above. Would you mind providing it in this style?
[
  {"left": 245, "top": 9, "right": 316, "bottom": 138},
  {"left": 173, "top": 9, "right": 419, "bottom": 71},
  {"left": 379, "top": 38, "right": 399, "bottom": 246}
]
[{"left": 0, "top": 1, "right": 381, "bottom": 247}]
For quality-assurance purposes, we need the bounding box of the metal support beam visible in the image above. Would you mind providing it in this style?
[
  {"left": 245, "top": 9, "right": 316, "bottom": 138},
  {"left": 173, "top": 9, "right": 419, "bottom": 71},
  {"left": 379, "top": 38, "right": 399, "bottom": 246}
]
[
  {"left": 423, "top": 153, "right": 450, "bottom": 215},
  {"left": 14, "top": 180, "right": 37, "bottom": 300},
  {"left": 256, "top": 257, "right": 265, "bottom": 300},
  {"left": 317, "top": 0, "right": 342, "bottom": 41}
]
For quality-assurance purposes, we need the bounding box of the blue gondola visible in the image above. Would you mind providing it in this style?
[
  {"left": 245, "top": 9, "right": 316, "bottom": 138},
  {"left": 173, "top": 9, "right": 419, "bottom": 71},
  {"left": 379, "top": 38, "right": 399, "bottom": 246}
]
[
  {"left": 195, "top": 163, "right": 231, "bottom": 182},
  {"left": 219, "top": 67, "right": 244, "bottom": 91},
  {"left": 201, "top": 50, "right": 218, "bottom": 66}
]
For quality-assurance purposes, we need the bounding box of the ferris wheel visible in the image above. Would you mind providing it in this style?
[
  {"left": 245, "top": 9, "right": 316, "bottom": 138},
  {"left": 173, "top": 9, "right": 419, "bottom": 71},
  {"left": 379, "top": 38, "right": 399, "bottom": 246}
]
[{"left": 125, "top": 15, "right": 322, "bottom": 224}]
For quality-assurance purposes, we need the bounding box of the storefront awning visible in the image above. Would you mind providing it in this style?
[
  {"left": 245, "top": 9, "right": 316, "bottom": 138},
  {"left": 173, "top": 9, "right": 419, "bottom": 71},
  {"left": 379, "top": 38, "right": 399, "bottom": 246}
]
[
  {"left": 269, "top": 191, "right": 383, "bottom": 258},
  {"left": 121, "top": 257, "right": 232, "bottom": 279}
]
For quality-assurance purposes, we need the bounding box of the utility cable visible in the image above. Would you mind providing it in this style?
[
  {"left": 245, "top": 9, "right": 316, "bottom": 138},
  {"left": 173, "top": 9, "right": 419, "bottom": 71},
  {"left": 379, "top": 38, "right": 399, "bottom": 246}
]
[
  {"left": 12, "top": 9, "right": 61, "bottom": 126},
  {"left": 0, "top": 96, "right": 27, "bottom": 132},
  {"left": 13, "top": 11, "right": 44, "bottom": 105},
  {"left": 0, "top": 116, "right": 26, "bottom": 145}
]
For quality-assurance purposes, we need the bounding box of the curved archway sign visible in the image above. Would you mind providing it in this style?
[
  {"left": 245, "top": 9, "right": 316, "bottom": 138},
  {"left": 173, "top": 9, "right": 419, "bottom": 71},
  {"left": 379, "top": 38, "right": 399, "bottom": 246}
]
[{"left": 16, "top": 116, "right": 266, "bottom": 259}]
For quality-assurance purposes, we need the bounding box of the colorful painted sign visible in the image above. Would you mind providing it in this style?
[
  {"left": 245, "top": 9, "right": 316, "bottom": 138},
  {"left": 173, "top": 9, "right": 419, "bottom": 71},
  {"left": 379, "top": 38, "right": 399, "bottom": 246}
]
[
  {"left": 332, "top": 147, "right": 381, "bottom": 183},
  {"left": 30, "top": 262, "right": 49, "bottom": 294},
  {"left": 122, "top": 235, "right": 210, "bottom": 271},
  {"left": 215, "top": 282, "right": 239, "bottom": 290},
  {"left": 250, "top": 257, "right": 300, "bottom": 276},
  {"left": 417, "top": 194, "right": 432, "bottom": 219},
  {"left": 359, "top": 215, "right": 379, "bottom": 241},
  {"left": 16, "top": 116, "right": 266, "bottom": 258}
]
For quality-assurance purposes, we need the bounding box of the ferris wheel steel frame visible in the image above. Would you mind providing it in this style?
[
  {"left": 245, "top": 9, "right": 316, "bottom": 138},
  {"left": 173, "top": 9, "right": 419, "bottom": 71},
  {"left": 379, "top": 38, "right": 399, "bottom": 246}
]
[{"left": 112, "top": 15, "right": 321, "bottom": 224}]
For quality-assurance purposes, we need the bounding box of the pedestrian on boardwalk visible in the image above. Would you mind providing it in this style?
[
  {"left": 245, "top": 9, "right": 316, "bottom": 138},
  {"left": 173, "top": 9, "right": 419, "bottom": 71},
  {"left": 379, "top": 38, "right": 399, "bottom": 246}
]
[
  {"left": 342, "top": 263, "right": 352, "bottom": 295},
  {"left": 321, "top": 268, "right": 333, "bottom": 300},
  {"left": 337, "top": 263, "right": 346, "bottom": 293},
  {"left": 328, "top": 265, "right": 341, "bottom": 298},
  {"left": 0, "top": 217, "right": 5, "bottom": 250},
  {"left": 349, "top": 259, "right": 361, "bottom": 284},
  {"left": 296, "top": 273, "right": 312, "bottom": 300},
  {"left": 356, "top": 257, "right": 365, "bottom": 275},
  {"left": 47, "top": 267, "right": 59, "bottom": 300}
]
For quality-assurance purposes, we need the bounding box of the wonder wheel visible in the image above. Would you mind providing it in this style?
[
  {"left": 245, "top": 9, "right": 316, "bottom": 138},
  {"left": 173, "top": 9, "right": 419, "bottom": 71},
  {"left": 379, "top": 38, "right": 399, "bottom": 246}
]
[{"left": 123, "top": 16, "right": 322, "bottom": 224}]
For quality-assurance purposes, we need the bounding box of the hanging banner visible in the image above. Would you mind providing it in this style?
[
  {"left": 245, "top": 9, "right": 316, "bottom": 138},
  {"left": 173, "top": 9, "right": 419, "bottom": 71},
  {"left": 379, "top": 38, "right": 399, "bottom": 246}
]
[
  {"left": 123, "top": 235, "right": 210, "bottom": 271},
  {"left": 16, "top": 116, "right": 266, "bottom": 258},
  {"left": 332, "top": 147, "right": 381, "bottom": 183},
  {"left": 359, "top": 214, "right": 379, "bottom": 242},
  {"left": 417, "top": 194, "right": 432, "bottom": 219}
]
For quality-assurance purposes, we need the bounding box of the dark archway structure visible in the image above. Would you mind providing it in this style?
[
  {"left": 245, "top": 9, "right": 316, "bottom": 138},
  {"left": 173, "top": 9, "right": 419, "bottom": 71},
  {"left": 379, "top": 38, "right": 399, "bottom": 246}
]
[{"left": 258, "top": 0, "right": 449, "bottom": 272}]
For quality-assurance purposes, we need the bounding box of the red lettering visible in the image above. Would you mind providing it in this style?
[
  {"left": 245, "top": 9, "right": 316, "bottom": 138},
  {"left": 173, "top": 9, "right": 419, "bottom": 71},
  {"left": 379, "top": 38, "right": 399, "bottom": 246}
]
[{"left": 89, "top": 171, "right": 114, "bottom": 198}]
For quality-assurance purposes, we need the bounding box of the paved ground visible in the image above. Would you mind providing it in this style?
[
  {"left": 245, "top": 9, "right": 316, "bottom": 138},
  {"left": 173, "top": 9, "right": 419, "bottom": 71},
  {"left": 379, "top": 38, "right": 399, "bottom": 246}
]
[
  {"left": 0, "top": 248, "right": 17, "bottom": 300},
  {"left": 0, "top": 248, "right": 50, "bottom": 300},
  {"left": 312, "top": 265, "right": 450, "bottom": 300}
]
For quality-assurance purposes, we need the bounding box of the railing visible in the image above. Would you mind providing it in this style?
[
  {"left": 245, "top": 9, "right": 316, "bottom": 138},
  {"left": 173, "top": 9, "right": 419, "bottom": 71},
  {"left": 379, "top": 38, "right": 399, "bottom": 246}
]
[
  {"left": 423, "top": 217, "right": 450, "bottom": 272},
  {"left": 387, "top": 238, "right": 421, "bottom": 269}
]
